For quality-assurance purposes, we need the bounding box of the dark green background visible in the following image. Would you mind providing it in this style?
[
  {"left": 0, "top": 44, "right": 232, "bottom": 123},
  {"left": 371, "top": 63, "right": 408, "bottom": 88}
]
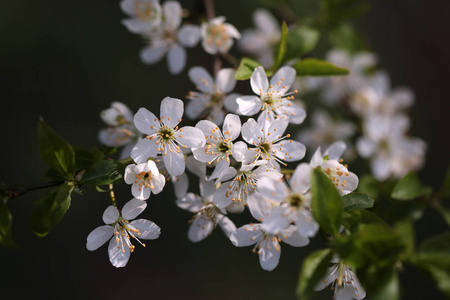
[{"left": 1, "top": 0, "right": 449, "bottom": 299}]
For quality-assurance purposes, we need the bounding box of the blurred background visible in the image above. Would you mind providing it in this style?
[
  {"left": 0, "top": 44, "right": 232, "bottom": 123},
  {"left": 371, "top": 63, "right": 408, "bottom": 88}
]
[{"left": 1, "top": 0, "right": 449, "bottom": 299}]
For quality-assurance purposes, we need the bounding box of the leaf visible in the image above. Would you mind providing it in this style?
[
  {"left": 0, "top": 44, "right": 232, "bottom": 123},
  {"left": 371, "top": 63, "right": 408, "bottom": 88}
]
[
  {"left": 285, "top": 26, "right": 320, "bottom": 60},
  {"left": 296, "top": 248, "right": 333, "bottom": 300},
  {"left": 0, "top": 199, "right": 17, "bottom": 248},
  {"left": 342, "top": 192, "right": 374, "bottom": 211},
  {"left": 329, "top": 23, "right": 368, "bottom": 53},
  {"left": 418, "top": 232, "right": 450, "bottom": 253},
  {"left": 355, "top": 174, "right": 379, "bottom": 199},
  {"left": 440, "top": 166, "right": 450, "bottom": 199},
  {"left": 272, "top": 21, "right": 288, "bottom": 71},
  {"left": 293, "top": 58, "right": 349, "bottom": 77},
  {"left": 80, "top": 160, "right": 125, "bottom": 186},
  {"left": 435, "top": 207, "right": 450, "bottom": 228},
  {"left": 31, "top": 182, "right": 75, "bottom": 237},
  {"left": 311, "top": 168, "right": 343, "bottom": 236},
  {"left": 391, "top": 172, "right": 432, "bottom": 200},
  {"left": 234, "top": 57, "right": 262, "bottom": 80},
  {"left": 38, "top": 118, "right": 76, "bottom": 179},
  {"left": 358, "top": 267, "right": 400, "bottom": 300},
  {"left": 395, "top": 219, "right": 415, "bottom": 259},
  {"left": 412, "top": 253, "right": 450, "bottom": 298}
]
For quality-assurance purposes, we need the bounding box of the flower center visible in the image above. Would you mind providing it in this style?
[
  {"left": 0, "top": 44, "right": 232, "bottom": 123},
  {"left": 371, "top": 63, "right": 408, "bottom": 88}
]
[
  {"left": 260, "top": 142, "right": 271, "bottom": 155},
  {"left": 206, "top": 24, "right": 229, "bottom": 46},
  {"left": 158, "top": 126, "right": 175, "bottom": 143},
  {"left": 288, "top": 193, "right": 305, "bottom": 208},
  {"left": 134, "top": 1, "right": 158, "bottom": 22}
]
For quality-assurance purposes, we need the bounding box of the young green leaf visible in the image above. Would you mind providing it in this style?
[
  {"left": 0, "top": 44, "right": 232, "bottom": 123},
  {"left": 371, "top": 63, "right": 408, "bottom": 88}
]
[
  {"left": 296, "top": 248, "right": 333, "bottom": 300},
  {"left": 31, "top": 182, "right": 75, "bottom": 237},
  {"left": 272, "top": 21, "right": 288, "bottom": 71},
  {"left": 234, "top": 57, "right": 262, "bottom": 80},
  {"left": 293, "top": 58, "right": 349, "bottom": 76},
  {"left": 418, "top": 232, "right": 450, "bottom": 253},
  {"left": 0, "top": 199, "right": 17, "bottom": 248},
  {"left": 391, "top": 172, "right": 432, "bottom": 200},
  {"left": 80, "top": 160, "right": 125, "bottom": 186},
  {"left": 311, "top": 168, "right": 343, "bottom": 236},
  {"left": 38, "top": 118, "right": 76, "bottom": 179},
  {"left": 285, "top": 26, "right": 320, "bottom": 60},
  {"left": 342, "top": 192, "right": 374, "bottom": 211}
]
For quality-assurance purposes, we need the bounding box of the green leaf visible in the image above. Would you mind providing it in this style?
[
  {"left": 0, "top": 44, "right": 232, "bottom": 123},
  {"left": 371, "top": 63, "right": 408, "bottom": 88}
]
[
  {"left": 0, "top": 199, "right": 17, "bottom": 248},
  {"left": 391, "top": 172, "right": 432, "bottom": 200},
  {"left": 311, "top": 168, "right": 343, "bottom": 236},
  {"left": 31, "top": 182, "right": 75, "bottom": 237},
  {"left": 296, "top": 248, "right": 333, "bottom": 300},
  {"left": 358, "top": 267, "right": 400, "bottom": 300},
  {"left": 395, "top": 219, "right": 415, "bottom": 259},
  {"left": 234, "top": 57, "right": 262, "bottom": 80},
  {"left": 440, "top": 166, "right": 450, "bottom": 199},
  {"left": 285, "top": 26, "right": 320, "bottom": 60},
  {"left": 272, "top": 21, "right": 288, "bottom": 71},
  {"left": 342, "top": 192, "right": 374, "bottom": 211},
  {"left": 356, "top": 175, "right": 379, "bottom": 199},
  {"left": 80, "top": 160, "right": 125, "bottom": 186},
  {"left": 38, "top": 118, "right": 76, "bottom": 179},
  {"left": 329, "top": 23, "right": 368, "bottom": 53},
  {"left": 293, "top": 58, "right": 349, "bottom": 76},
  {"left": 412, "top": 253, "right": 450, "bottom": 298},
  {"left": 435, "top": 207, "right": 450, "bottom": 228},
  {"left": 418, "top": 232, "right": 450, "bottom": 253}
]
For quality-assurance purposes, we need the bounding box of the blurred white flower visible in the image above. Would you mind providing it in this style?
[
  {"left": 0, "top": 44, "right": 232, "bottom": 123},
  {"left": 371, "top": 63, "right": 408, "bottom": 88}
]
[
  {"left": 238, "top": 9, "right": 280, "bottom": 68},
  {"left": 86, "top": 199, "right": 161, "bottom": 268},
  {"left": 140, "top": 1, "right": 200, "bottom": 74},
  {"left": 186, "top": 66, "right": 240, "bottom": 125},
  {"left": 201, "top": 16, "right": 240, "bottom": 55},
  {"left": 120, "top": 0, "right": 162, "bottom": 34},
  {"left": 230, "top": 193, "right": 309, "bottom": 271},
  {"left": 236, "top": 66, "right": 306, "bottom": 124},
  {"left": 131, "top": 97, "right": 206, "bottom": 176}
]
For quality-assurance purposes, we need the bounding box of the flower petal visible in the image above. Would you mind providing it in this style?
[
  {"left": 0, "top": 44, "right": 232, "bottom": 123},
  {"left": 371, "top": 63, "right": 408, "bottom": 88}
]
[
  {"left": 131, "top": 138, "right": 159, "bottom": 164},
  {"left": 167, "top": 45, "right": 186, "bottom": 75},
  {"left": 261, "top": 206, "right": 290, "bottom": 234},
  {"left": 251, "top": 66, "right": 269, "bottom": 95},
  {"left": 324, "top": 141, "right": 346, "bottom": 161},
  {"left": 269, "top": 66, "right": 296, "bottom": 94},
  {"left": 129, "top": 219, "right": 161, "bottom": 239},
  {"left": 162, "top": 0, "right": 182, "bottom": 29},
  {"left": 216, "top": 215, "right": 236, "bottom": 238},
  {"left": 86, "top": 225, "right": 114, "bottom": 251},
  {"left": 222, "top": 113, "right": 241, "bottom": 141},
  {"left": 160, "top": 97, "right": 184, "bottom": 128},
  {"left": 177, "top": 126, "right": 206, "bottom": 148},
  {"left": 103, "top": 206, "right": 119, "bottom": 224},
  {"left": 237, "top": 95, "right": 262, "bottom": 116},
  {"left": 140, "top": 45, "right": 166, "bottom": 65},
  {"left": 131, "top": 182, "right": 151, "bottom": 200},
  {"left": 280, "top": 226, "right": 309, "bottom": 247},
  {"left": 290, "top": 163, "right": 312, "bottom": 194},
  {"left": 188, "top": 216, "right": 214, "bottom": 242},
  {"left": 172, "top": 172, "right": 188, "bottom": 198},
  {"left": 134, "top": 107, "right": 160, "bottom": 135},
  {"left": 108, "top": 236, "right": 130, "bottom": 268},
  {"left": 258, "top": 241, "right": 281, "bottom": 271},
  {"left": 178, "top": 24, "right": 200, "bottom": 47},
  {"left": 272, "top": 140, "right": 306, "bottom": 162},
  {"left": 230, "top": 224, "right": 262, "bottom": 247},
  {"left": 216, "top": 68, "right": 236, "bottom": 93},
  {"left": 121, "top": 198, "right": 147, "bottom": 220},
  {"left": 163, "top": 143, "right": 186, "bottom": 176}
]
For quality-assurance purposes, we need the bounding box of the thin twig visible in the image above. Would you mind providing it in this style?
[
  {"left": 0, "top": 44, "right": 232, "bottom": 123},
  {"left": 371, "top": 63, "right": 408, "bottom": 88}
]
[
  {"left": 109, "top": 184, "right": 117, "bottom": 208},
  {"left": 6, "top": 181, "right": 64, "bottom": 199}
]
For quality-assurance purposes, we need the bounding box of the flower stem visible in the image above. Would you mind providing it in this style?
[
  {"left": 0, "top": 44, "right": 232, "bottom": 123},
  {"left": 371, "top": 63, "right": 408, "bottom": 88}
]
[
  {"left": 5, "top": 181, "right": 64, "bottom": 199},
  {"left": 109, "top": 184, "right": 117, "bottom": 208}
]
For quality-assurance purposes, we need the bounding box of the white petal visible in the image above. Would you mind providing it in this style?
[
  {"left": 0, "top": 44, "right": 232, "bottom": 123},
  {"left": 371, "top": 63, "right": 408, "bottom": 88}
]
[
  {"left": 222, "top": 113, "right": 241, "bottom": 141},
  {"left": 261, "top": 206, "right": 290, "bottom": 234},
  {"left": 258, "top": 241, "right": 281, "bottom": 271},
  {"left": 209, "top": 158, "right": 230, "bottom": 180},
  {"left": 134, "top": 107, "right": 160, "bottom": 135},
  {"left": 176, "top": 126, "right": 206, "bottom": 148},
  {"left": 129, "top": 219, "right": 161, "bottom": 239},
  {"left": 272, "top": 140, "right": 306, "bottom": 162},
  {"left": 86, "top": 225, "right": 114, "bottom": 251},
  {"left": 195, "top": 119, "right": 222, "bottom": 138},
  {"left": 230, "top": 224, "right": 262, "bottom": 247},
  {"left": 186, "top": 155, "right": 207, "bottom": 178},
  {"left": 215, "top": 166, "right": 237, "bottom": 183},
  {"left": 336, "top": 284, "right": 358, "bottom": 300},
  {"left": 176, "top": 193, "right": 204, "bottom": 212},
  {"left": 162, "top": 0, "right": 182, "bottom": 29},
  {"left": 108, "top": 237, "right": 130, "bottom": 268},
  {"left": 232, "top": 141, "right": 255, "bottom": 164},
  {"left": 266, "top": 116, "right": 289, "bottom": 142},
  {"left": 290, "top": 163, "right": 312, "bottom": 194},
  {"left": 172, "top": 172, "right": 188, "bottom": 198},
  {"left": 188, "top": 216, "right": 214, "bottom": 242},
  {"left": 132, "top": 182, "right": 151, "bottom": 200},
  {"left": 167, "top": 45, "right": 186, "bottom": 75},
  {"left": 120, "top": 0, "right": 135, "bottom": 15},
  {"left": 131, "top": 138, "right": 159, "bottom": 164},
  {"left": 295, "top": 210, "right": 319, "bottom": 238},
  {"left": 103, "top": 206, "right": 119, "bottom": 224},
  {"left": 240, "top": 118, "right": 259, "bottom": 144},
  {"left": 253, "top": 8, "right": 280, "bottom": 35},
  {"left": 356, "top": 137, "right": 376, "bottom": 158},
  {"left": 237, "top": 95, "right": 262, "bottom": 116},
  {"left": 310, "top": 146, "right": 324, "bottom": 168},
  {"left": 372, "top": 155, "right": 391, "bottom": 181},
  {"left": 213, "top": 183, "right": 233, "bottom": 209},
  {"left": 223, "top": 93, "right": 241, "bottom": 114},
  {"left": 163, "top": 144, "right": 185, "bottom": 176},
  {"left": 216, "top": 68, "right": 236, "bottom": 93},
  {"left": 250, "top": 66, "right": 269, "bottom": 95},
  {"left": 122, "top": 198, "right": 147, "bottom": 220},
  {"left": 247, "top": 193, "right": 272, "bottom": 221},
  {"left": 122, "top": 19, "right": 148, "bottom": 34},
  {"left": 216, "top": 215, "right": 236, "bottom": 238},
  {"left": 324, "top": 141, "right": 347, "bottom": 161},
  {"left": 160, "top": 97, "right": 184, "bottom": 128},
  {"left": 270, "top": 66, "right": 296, "bottom": 94},
  {"left": 257, "top": 177, "right": 288, "bottom": 203},
  {"left": 199, "top": 178, "right": 216, "bottom": 199},
  {"left": 278, "top": 99, "right": 306, "bottom": 124},
  {"left": 280, "top": 226, "right": 310, "bottom": 247},
  {"left": 178, "top": 25, "right": 201, "bottom": 47},
  {"left": 314, "top": 266, "right": 338, "bottom": 291},
  {"left": 124, "top": 164, "right": 137, "bottom": 184},
  {"left": 140, "top": 45, "right": 166, "bottom": 65}
]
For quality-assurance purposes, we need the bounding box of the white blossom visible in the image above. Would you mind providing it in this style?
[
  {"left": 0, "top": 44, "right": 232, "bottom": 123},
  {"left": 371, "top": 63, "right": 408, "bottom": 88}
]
[
  {"left": 201, "top": 16, "right": 240, "bottom": 55},
  {"left": 236, "top": 66, "right": 306, "bottom": 125},
  {"left": 315, "top": 258, "right": 366, "bottom": 300},
  {"left": 131, "top": 97, "right": 206, "bottom": 176},
  {"left": 120, "top": 0, "right": 162, "bottom": 34},
  {"left": 230, "top": 193, "right": 309, "bottom": 271},
  {"left": 124, "top": 160, "right": 166, "bottom": 200},
  {"left": 140, "top": 1, "right": 200, "bottom": 74},
  {"left": 186, "top": 66, "right": 240, "bottom": 125},
  {"left": 176, "top": 180, "right": 236, "bottom": 242},
  {"left": 238, "top": 9, "right": 280, "bottom": 68},
  {"left": 86, "top": 199, "right": 161, "bottom": 268}
]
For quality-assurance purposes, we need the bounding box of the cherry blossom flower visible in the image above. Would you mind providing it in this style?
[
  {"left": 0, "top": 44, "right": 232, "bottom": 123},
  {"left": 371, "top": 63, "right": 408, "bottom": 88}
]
[
  {"left": 256, "top": 163, "right": 319, "bottom": 238},
  {"left": 230, "top": 193, "right": 309, "bottom": 271},
  {"left": 315, "top": 258, "right": 366, "bottom": 300},
  {"left": 240, "top": 116, "right": 306, "bottom": 170},
  {"left": 140, "top": 1, "right": 200, "bottom": 74},
  {"left": 98, "top": 102, "right": 142, "bottom": 159},
  {"left": 212, "top": 161, "right": 282, "bottom": 210},
  {"left": 192, "top": 113, "right": 242, "bottom": 180},
  {"left": 176, "top": 180, "right": 236, "bottom": 242},
  {"left": 238, "top": 8, "right": 280, "bottom": 68},
  {"left": 201, "top": 16, "right": 241, "bottom": 54},
  {"left": 131, "top": 97, "right": 206, "bottom": 176},
  {"left": 186, "top": 66, "right": 240, "bottom": 125},
  {"left": 124, "top": 160, "right": 166, "bottom": 200},
  {"left": 236, "top": 66, "right": 306, "bottom": 124},
  {"left": 310, "top": 142, "right": 359, "bottom": 195},
  {"left": 86, "top": 199, "right": 161, "bottom": 268},
  {"left": 120, "top": 0, "right": 162, "bottom": 34}
]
